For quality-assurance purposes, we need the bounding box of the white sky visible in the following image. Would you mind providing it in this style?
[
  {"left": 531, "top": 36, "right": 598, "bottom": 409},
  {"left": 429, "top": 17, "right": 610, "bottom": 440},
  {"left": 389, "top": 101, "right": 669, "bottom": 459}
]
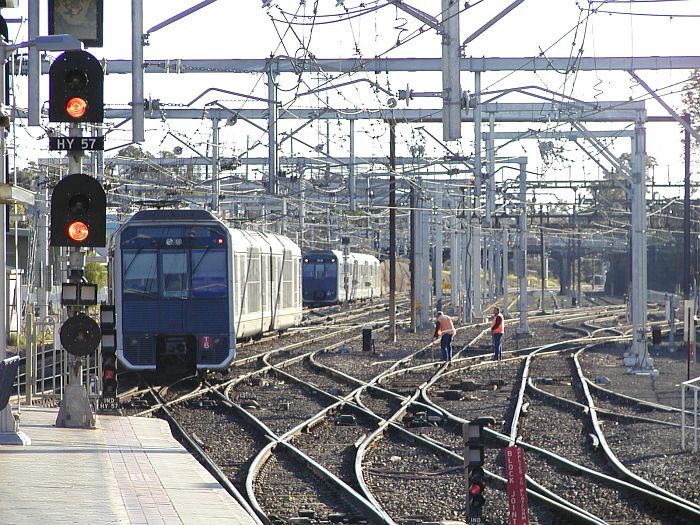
[{"left": 3, "top": 0, "right": 700, "bottom": 203}]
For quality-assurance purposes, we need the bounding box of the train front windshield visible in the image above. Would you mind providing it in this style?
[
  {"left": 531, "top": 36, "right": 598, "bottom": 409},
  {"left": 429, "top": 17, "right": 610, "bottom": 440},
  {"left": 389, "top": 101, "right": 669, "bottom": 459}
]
[
  {"left": 121, "top": 225, "right": 229, "bottom": 299},
  {"left": 303, "top": 260, "right": 337, "bottom": 280},
  {"left": 302, "top": 255, "right": 338, "bottom": 303}
]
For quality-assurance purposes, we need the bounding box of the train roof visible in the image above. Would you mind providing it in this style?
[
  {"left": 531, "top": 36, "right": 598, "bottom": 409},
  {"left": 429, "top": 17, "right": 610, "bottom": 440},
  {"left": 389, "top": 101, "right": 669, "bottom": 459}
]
[
  {"left": 111, "top": 210, "right": 301, "bottom": 256},
  {"left": 351, "top": 252, "right": 380, "bottom": 264},
  {"left": 303, "top": 249, "right": 379, "bottom": 264},
  {"left": 129, "top": 209, "right": 217, "bottom": 222},
  {"left": 229, "top": 229, "right": 301, "bottom": 256}
]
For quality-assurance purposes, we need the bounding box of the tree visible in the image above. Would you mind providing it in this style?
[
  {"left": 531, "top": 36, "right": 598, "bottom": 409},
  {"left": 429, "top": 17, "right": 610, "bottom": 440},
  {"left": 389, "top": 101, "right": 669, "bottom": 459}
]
[
  {"left": 587, "top": 152, "right": 657, "bottom": 211},
  {"left": 84, "top": 258, "right": 107, "bottom": 289},
  {"left": 682, "top": 69, "right": 700, "bottom": 157}
]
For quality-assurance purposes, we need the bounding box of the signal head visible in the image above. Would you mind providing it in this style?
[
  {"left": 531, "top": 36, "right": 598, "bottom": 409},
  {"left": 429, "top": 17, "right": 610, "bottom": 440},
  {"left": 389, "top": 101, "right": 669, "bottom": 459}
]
[
  {"left": 50, "top": 173, "right": 106, "bottom": 247},
  {"left": 48, "top": 50, "right": 104, "bottom": 123}
]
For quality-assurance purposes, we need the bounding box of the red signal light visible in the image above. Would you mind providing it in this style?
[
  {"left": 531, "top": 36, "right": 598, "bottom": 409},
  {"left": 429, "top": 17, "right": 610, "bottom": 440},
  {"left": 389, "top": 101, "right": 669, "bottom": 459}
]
[
  {"left": 65, "top": 96, "right": 88, "bottom": 119},
  {"left": 103, "top": 369, "right": 116, "bottom": 380},
  {"left": 67, "top": 221, "right": 89, "bottom": 242},
  {"left": 469, "top": 482, "right": 484, "bottom": 495}
]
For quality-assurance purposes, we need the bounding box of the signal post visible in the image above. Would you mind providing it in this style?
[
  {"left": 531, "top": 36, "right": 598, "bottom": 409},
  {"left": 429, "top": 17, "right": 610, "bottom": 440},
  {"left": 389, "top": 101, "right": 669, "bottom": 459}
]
[
  {"left": 48, "top": 49, "right": 106, "bottom": 428},
  {"left": 463, "top": 417, "right": 495, "bottom": 524}
]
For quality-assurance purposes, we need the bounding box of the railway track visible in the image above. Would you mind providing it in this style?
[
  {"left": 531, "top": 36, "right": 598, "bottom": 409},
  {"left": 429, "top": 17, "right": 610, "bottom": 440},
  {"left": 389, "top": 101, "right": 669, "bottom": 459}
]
[{"left": 103, "top": 302, "right": 700, "bottom": 524}]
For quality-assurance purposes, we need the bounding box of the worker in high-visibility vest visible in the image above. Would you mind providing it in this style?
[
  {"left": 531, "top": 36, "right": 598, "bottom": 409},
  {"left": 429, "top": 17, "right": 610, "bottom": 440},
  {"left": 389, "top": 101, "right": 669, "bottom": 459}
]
[
  {"left": 491, "top": 306, "right": 505, "bottom": 360},
  {"left": 434, "top": 311, "right": 457, "bottom": 362}
]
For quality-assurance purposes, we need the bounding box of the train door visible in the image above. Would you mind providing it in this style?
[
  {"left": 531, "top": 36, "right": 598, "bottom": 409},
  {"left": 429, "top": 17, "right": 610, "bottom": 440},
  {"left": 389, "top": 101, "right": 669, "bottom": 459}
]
[
  {"left": 156, "top": 248, "right": 194, "bottom": 373},
  {"left": 293, "top": 256, "right": 300, "bottom": 309},
  {"left": 232, "top": 252, "right": 244, "bottom": 331},
  {"left": 270, "top": 253, "right": 283, "bottom": 330},
  {"left": 336, "top": 256, "right": 344, "bottom": 303},
  {"left": 364, "top": 261, "right": 370, "bottom": 298},
  {"left": 248, "top": 250, "right": 262, "bottom": 337},
  {"left": 261, "top": 251, "right": 269, "bottom": 336},
  {"left": 351, "top": 260, "right": 359, "bottom": 300}
]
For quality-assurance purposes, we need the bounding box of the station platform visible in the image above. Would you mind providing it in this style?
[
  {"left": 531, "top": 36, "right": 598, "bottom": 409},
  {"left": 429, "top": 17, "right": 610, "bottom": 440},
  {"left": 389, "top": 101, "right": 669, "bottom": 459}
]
[{"left": 0, "top": 406, "right": 258, "bottom": 525}]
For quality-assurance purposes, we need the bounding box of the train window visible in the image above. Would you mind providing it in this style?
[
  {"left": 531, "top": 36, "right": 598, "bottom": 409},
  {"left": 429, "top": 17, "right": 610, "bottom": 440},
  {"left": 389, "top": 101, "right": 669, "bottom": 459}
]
[
  {"left": 303, "top": 259, "right": 337, "bottom": 279},
  {"left": 161, "top": 251, "right": 189, "bottom": 299},
  {"left": 247, "top": 258, "right": 261, "bottom": 312},
  {"left": 325, "top": 263, "right": 337, "bottom": 279},
  {"left": 282, "top": 259, "right": 291, "bottom": 281},
  {"left": 123, "top": 249, "right": 158, "bottom": 296},
  {"left": 191, "top": 249, "right": 227, "bottom": 298},
  {"left": 302, "top": 262, "right": 315, "bottom": 278}
]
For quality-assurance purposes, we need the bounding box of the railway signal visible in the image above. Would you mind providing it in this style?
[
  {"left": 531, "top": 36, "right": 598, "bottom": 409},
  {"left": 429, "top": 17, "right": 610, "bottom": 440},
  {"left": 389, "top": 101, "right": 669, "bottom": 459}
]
[
  {"left": 463, "top": 417, "right": 495, "bottom": 523},
  {"left": 50, "top": 173, "right": 106, "bottom": 247},
  {"left": 48, "top": 49, "right": 104, "bottom": 123},
  {"left": 99, "top": 305, "right": 118, "bottom": 409},
  {"left": 59, "top": 312, "right": 100, "bottom": 357},
  {"left": 468, "top": 465, "right": 486, "bottom": 517}
]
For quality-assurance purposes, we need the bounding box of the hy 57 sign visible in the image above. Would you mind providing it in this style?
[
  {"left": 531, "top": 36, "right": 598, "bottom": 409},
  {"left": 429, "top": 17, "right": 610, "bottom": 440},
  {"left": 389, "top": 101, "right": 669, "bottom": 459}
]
[{"left": 49, "top": 136, "right": 104, "bottom": 151}]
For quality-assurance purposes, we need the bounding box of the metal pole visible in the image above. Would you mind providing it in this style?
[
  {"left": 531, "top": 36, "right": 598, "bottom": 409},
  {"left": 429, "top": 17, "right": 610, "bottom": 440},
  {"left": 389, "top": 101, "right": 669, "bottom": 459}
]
[
  {"left": 131, "top": 0, "right": 145, "bottom": 143},
  {"left": 462, "top": 214, "right": 468, "bottom": 321},
  {"left": 298, "top": 176, "right": 305, "bottom": 250},
  {"left": 267, "top": 65, "right": 278, "bottom": 194},
  {"left": 416, "top": 179, "right": 430, "bottom": 328},
  {"left": 28, "top": 0, "right": 40, "bottom": 126},
  {"left": 25, "top": 312, "right": 34, "bottom": 405},
  {"left": 682, "top": 384, "right": 686, "bottom": 450},
  {"left": 540, "top": 205, "right": 545, "bottom": 313},
  {"left": 389, "top": 119, "right": 397, "bottom": 342},
  {"left": 684, "top": 113, "right": 692, "bottom": 380},
  {"left": 349, "top": 119, "right": 355, "bottom": 212},
  {"left": 694, "top": 388, "right": 698, "bottom": 452},
  {"left": 472, "top": 217, "right": 481, "bottom": 320},
  {"left": 486, "top": 114, "right": 496, "bottom": 300},
  {"left": 473, "top": 72, "right": 482, "bottom": 317},
  {"left": 451, "top": 214, "right": 459, "bottom": 309},
  {"left": 441, "top": 0, "right": 461, "bottom": 140},
  {"left": 577, "top": 226, "right": 582, "bottom": 306},
  {"left": 56, "top": 124, "right": 95, "bottom": 428},
  {"left": 628, "top": 116, "right": 650, "bottom": 371},
  {"left": 518, "top": 162, "right": 528, "bottom": 334},
  {"left": 502, "top": 225, "right": 509, "bottom": 314},
  {"left": 0, "top": 42, "right": 11, "bottom": 435},
  {"left": 434, "top": 191, "right": 443, "bottom": 312},
  {"left": 211, "top": 118, "right": 220, "bottom": 211},
  {"left": 410, "top": 174, "right": 416, "bottom": 332}
]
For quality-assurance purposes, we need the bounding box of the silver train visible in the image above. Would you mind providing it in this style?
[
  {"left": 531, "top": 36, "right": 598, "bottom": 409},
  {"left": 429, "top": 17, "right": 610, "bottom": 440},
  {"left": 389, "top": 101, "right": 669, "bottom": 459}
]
[
  {"left": 302, "top": 249, "right": 382, "bottom": 306},
  {"left": 110, "top": 209, "right": 302, "bottom": 373}
]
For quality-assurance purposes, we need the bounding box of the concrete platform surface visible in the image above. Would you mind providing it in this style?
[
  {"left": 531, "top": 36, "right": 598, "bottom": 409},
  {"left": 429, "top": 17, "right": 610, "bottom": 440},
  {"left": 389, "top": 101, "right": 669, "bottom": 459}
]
[{"left": 0, "top": 407, "right": 258, "bottom": 525}]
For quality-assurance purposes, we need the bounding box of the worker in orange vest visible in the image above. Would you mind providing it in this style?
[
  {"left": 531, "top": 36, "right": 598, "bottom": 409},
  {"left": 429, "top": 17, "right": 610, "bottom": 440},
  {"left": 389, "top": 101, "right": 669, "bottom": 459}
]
[
  {"left": 491, "top": 306, "right": 504, "bottom": 360},
  {"left": 434, "top": 311, "right": 457, "bottom": 362}
]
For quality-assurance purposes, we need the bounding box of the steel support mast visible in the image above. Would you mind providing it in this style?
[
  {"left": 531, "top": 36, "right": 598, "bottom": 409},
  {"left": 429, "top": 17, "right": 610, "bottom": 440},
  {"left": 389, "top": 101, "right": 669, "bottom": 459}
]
[{"left": 625, "top": 117, "right": 654, "bottom": 372}]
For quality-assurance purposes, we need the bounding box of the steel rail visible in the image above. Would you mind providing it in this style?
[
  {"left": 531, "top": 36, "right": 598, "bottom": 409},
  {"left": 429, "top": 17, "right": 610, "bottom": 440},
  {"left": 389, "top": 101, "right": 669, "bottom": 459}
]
[
  {"left": 573, "top": 346, "right": 700, "bottom": 517},
  {"left": 147, "top": 387, "right": 265, "bottom": 525}
]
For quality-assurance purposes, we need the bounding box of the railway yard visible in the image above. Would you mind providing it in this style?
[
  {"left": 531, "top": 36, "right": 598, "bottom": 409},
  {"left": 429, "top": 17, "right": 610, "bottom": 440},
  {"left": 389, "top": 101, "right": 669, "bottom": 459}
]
[
  {"left": 88, "top": 294, "right": 699, "bottom": 525},
  {"left": 2, "top": 3, "right": 700, "bottom": 525}
]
